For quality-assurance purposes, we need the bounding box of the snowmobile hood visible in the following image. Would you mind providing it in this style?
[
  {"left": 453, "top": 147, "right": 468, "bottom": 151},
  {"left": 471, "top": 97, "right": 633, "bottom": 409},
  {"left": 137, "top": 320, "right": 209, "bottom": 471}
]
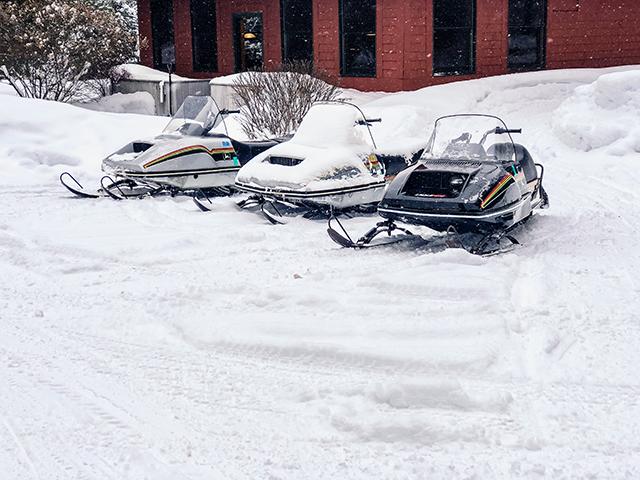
[
  {"left": 102, "top": 135, "right": 236, "bottom": 175},
  {"left": 380, "top": 159, "right": 509, "bottom": 210},
  {"left": 235, "top": 141, "right": 383, "bottom": 192}
]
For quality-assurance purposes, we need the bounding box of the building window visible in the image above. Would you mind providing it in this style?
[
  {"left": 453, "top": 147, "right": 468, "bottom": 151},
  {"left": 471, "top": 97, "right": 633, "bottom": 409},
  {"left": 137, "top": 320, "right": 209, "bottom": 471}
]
[
  {"left": 150, "top": 0, "right": 175, "bottom": 70},
  {"left": 233, "top": 12, "right": 264, "bottom": 72},
  {"left": 508, "top": 0, "right": 546, "bottom": 71},
  {"left": 190, "top": 0, "right": 217, "bottom": 71},
  {"left": 281, "top": 0, "right": 313, "bottom": 63},
  {"left": 433, "top": 0, "right": 475, "bottom": 76},
  {"left": 340, "top": 0, "right": 376, "bottom": 77}
]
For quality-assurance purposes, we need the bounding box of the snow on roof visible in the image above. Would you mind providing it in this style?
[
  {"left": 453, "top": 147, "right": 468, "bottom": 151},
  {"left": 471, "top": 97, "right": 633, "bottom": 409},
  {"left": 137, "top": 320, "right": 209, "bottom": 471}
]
[{"left": 117, "top": 64, "right": 190, "bottom": 82}]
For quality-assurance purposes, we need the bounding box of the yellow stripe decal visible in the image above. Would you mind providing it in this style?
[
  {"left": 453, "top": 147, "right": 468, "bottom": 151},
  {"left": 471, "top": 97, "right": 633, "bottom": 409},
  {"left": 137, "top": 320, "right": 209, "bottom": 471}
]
[{"left": 480, "top": 174, "right": 514, "bottom": 209}]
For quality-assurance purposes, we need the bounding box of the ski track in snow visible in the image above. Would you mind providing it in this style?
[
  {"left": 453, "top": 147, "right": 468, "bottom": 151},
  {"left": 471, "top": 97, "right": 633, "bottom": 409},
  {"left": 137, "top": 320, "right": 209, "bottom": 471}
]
[{"left": 2, "top": 69, "right": 640, "bottom": 479}]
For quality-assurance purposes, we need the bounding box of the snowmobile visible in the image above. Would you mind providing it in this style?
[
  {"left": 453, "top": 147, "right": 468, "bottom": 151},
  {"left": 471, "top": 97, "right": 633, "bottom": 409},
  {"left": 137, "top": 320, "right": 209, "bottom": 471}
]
[
  {"left": 327, "top": 114, "right": 549, "bottom": 255},
  {"left": 227, "top": 101, "right": 420, "bottom": 224},
  {"left": 60, "top": 95, "right": 287, "bottom": 200}
]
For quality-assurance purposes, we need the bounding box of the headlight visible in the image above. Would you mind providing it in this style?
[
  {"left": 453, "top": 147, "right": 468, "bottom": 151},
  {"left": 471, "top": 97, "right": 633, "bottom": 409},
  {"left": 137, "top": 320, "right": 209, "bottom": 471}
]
[{"left": 450, "top": 176, "right": 465, "bottom": 187}]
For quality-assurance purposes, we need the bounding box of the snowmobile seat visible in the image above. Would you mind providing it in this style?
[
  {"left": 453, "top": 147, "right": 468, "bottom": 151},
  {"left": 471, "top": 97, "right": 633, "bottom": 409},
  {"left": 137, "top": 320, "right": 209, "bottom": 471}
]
[
  {"left": 514, "top": 144, "right": 538, "bottom": 183},
  {"left": 488, "top": 143, "right": 538, "bottom": 183},
  {"left": 231, "top": 138, "right": 282, "bottom": 163}
]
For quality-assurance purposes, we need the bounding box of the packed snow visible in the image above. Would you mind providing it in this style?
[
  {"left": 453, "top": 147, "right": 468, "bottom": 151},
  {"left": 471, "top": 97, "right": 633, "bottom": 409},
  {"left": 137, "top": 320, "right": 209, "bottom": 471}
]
[{"left": 1, "top": 66, "right": 640, "bottom": 479}]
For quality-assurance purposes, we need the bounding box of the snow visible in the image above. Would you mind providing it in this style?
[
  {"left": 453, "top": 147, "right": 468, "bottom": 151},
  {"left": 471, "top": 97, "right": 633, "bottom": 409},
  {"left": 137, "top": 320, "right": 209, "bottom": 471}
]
[
  {"left": 75, "top": 91, "right": 156, "bottom": 115},
  {"left": 118, "top": 63, "right": 189, "bottom": 81},
  {"left": 2, "top": 66, "right": 640, "bottom": 479},
  {"left": 0, "top": 81, "right": 17, "bottom": 96},
  {"left": 0, "top": 95, "right": 166, "bottom": 185},
  {"left": 552, "top": 70, "right": 640, "bottom": 153}
]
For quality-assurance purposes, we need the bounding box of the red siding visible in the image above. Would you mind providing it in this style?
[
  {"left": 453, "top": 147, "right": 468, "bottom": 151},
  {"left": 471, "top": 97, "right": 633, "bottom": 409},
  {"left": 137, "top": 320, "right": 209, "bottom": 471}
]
[
  {"left": 138, "top": 0, "right": 153, "bottom": 67},
  {"left": 137, "top": 0, "right": 640, "bottom": 91},
  {"left": 547, "top": 0, "right": 640, "bottom": 69}
]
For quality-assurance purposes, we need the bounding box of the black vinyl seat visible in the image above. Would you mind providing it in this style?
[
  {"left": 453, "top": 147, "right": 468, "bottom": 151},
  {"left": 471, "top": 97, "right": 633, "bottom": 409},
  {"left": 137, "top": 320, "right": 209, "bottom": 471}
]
[
  {"left": 231, "top": 139, "right": 281, "bottom": 163},
  {"left": 488, "top": 143, "right": 538, "bottom": 183}
]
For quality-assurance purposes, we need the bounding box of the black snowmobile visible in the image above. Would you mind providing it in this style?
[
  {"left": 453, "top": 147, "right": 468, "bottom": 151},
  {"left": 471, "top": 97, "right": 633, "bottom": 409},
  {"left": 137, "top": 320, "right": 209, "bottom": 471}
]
[
  {"left": 60, "top": 95, "right": 287, "bottom": 201},
  {"left": 327, "top": 114, "right": 549, "bottom": 255}
]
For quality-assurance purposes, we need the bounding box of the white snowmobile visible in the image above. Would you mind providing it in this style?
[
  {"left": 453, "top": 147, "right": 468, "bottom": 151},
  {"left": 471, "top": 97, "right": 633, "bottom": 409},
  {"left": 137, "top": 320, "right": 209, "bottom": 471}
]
[
  {"left": 60, "top": 95, "right": 287, "bottom": 200},
  {"left": 227, "top": 101, "right": 419, "bottom": 223}
]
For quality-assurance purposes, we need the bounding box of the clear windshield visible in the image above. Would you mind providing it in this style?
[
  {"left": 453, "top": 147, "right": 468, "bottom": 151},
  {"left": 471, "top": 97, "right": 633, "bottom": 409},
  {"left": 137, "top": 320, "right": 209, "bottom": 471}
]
[
  {"left": 424, "top": 115, "right": 516, "bottom": 162},
  {"left": 163, "top": 96, "right": 224, "bottom": 136},
  {"left": 292, "top": 102, "right": 376, "bottom": 149}
]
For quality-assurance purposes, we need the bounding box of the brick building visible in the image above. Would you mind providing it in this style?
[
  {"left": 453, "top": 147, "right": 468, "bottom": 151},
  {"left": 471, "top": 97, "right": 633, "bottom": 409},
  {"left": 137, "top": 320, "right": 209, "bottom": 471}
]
[{"left": 137, "top": 0, "right": 640, "bottom": 91}]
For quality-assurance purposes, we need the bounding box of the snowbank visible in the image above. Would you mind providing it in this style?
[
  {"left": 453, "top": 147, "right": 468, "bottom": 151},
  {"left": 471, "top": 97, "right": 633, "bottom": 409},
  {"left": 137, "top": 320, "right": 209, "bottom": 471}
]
[
  {"left": 552, "top": 70, "right": 640, "bottom": 154},
  {"left": 0, "top": 81, "right": 17, "bottom": 96},
  {"left": 0, "top": 95, "right": 166, "bottom": 185},
  {"left": 75, "top": 91, "right": 156, "bottom": 115},
  {"left": 357, "top": 65, "right": 640, "bottom": 157}
]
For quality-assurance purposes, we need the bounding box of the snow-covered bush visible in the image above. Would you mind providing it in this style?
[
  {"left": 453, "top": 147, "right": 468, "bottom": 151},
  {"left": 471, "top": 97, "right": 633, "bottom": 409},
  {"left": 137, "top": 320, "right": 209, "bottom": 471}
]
[
  {"left": 232, "top": 61, "right": 340, "bottom": 139},
  {"left": 0, "top": 0, "right": 137, "bottom": 102}
]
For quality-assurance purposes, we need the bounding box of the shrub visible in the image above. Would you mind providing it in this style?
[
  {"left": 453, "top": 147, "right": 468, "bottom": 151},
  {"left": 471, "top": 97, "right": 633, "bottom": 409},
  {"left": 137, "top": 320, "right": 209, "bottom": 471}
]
[
  {"left": 0, "top": 0, "right": 137, "bottom": 102},
  {"left": 231, "top": 61, "right": 341, "bottom": 139}
]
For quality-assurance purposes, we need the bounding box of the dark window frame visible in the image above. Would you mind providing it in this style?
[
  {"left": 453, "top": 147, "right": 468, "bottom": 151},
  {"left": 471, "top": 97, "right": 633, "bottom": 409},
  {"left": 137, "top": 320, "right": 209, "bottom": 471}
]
[
  {"left": 280, "top": 0, "right": 314, "bottom": 64},
  {"left": 150, "top": 0, "right": 175, "bottom": 70},
  {"left": 432, "top": 0, "right": 476, "bottom": 77},
  {"left": 339, "top": 0, "right": 377, "bottom": 78},
  {"left": 508, "top": 0, "right": 547, "bottom": 71},
  {"left": 190, "top": 0, "right": 218, "bottom": 72}
]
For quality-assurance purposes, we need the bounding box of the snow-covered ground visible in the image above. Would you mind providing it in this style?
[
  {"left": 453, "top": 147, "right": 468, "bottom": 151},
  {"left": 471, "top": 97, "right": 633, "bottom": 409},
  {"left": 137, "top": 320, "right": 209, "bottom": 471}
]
[{"left": 1, "top": 67, "right": 640, "bottom": 479}]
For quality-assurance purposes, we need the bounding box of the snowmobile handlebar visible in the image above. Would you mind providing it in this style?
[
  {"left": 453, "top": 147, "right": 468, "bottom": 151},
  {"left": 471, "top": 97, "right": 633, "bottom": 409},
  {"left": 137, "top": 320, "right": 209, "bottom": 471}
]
[
  {"left": 495, "top": 127, "right": 522, "bottom": 135},
  {"left": 480, "top": 127, "right": 522, "bottom": 145},
  {"left": 356, "top": 118, "right": 382, "bottom": 126}
]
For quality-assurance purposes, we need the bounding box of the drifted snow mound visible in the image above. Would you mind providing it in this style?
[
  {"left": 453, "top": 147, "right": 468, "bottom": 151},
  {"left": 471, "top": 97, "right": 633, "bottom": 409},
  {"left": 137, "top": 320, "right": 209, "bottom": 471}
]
[
  {"left": 0, "top": 95, "right": 166, "bottom": 184},
  {"left": 552, "top": 70, "right": 640, "bottom": 154},
  {"left": 76, "top": 92, "right": 156, "bottom": 115}
]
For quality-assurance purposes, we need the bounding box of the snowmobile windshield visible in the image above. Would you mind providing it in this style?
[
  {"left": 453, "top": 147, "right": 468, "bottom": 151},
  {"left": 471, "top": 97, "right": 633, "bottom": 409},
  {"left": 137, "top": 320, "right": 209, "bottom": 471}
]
[
  {"left": 424, "top": 114, "right": 517, "bottom": 163},
  {"left": 292, "top": 102, "right": 377, "bottom": 149},
  {"left": 163, "top": 96, "right": 225, "bottom": 137}
]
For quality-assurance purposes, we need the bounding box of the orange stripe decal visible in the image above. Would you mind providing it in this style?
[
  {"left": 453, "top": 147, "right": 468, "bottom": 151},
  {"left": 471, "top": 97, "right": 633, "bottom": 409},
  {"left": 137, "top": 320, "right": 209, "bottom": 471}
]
[{"left": 143, "top": 145, "right": 235, "bottom": 169}]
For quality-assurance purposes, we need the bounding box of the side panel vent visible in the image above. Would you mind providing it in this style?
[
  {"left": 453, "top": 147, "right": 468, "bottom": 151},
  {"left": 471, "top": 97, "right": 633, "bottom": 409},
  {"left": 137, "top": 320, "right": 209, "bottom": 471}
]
[{"left": 267, "top": 156, "right": 303, "bottom": 166}]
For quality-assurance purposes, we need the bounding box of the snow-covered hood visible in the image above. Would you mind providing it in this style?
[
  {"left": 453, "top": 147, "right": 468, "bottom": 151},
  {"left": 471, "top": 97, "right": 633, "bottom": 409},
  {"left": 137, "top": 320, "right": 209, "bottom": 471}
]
[
  {"left": 235, "top": 102, "right": 385, "bottom": 192},
  {"left": 235, "top": 141, "right": 383, "bottom": 192}
]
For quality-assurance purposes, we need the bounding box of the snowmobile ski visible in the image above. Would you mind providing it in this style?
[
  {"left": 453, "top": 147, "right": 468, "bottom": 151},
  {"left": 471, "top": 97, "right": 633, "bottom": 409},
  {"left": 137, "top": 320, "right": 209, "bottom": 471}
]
[
  {"left": 260, "top": 202, "right": 286, "bottom": 225},
  {"left": 327, "top": 216, "right": 417, "bottom": 249},
  {"left": 192, "top": 192, "right": 214, "bottom": 212},
  {"left": 60, "top": 172, "right": 101, "bottom": 199}
]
